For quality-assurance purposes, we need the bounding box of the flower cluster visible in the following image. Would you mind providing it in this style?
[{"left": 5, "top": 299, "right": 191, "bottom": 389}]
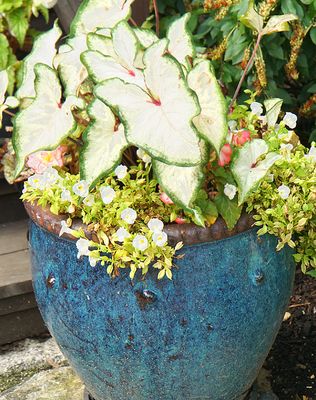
[{"left": 22, "top": 161, "right": 184, "bottom": 280}]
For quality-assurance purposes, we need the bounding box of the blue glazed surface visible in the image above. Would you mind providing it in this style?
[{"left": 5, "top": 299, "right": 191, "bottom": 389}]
[{"left": 29, "top": 221, "right": 295, "bottom": 400}]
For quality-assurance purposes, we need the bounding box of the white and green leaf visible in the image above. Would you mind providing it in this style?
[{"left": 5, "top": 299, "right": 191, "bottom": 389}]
[
  {"left": 166, "top": 13, "right": 195, "bottom": 68},
  {"left": 133, "top": 28, "right": 158, "bottom": 49},
  {"left": 54, "top": 34, "right": 88, "bottom": 96},
  {"left": 153, "top": 159, "right": 205, "bottom": 210},
  {"left": 187, "top": 59, "right": 227, "bottom": 154},
  {"left": 87, "top": 33, "right": 117, "bottom": 58},
  {"left": 70, "top": 0, "right": 135, "bottom": 36},
  {"left": 13, "top": 64, "right": 82, "bottom": 176},
  {"left": 231, "top": 139, "right": 281, "bottom": 204},
  {"left": 16, "top": 21, "right": 62, "bottom": 99},
  {"left": 112, "top": 21, "right": 139, "bottom": 70},
  {"left": 80, "top": 99, "right": 128, "bottom": 187},
  {"left": 95, "top": 41, "right": 203, "bottom": 166},
  {"left": 0, "top": 69, "right": 8, "bottom": 105}
]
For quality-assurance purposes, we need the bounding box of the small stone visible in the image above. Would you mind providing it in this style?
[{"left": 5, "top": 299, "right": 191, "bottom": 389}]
[{"left": 283, "top": 312, "right": 291, "bottom": 321}]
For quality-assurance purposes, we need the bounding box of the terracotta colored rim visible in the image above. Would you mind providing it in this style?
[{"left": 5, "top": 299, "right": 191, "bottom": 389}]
[{"left": 24, "top": 201, "right": 255, "bottom": 246}]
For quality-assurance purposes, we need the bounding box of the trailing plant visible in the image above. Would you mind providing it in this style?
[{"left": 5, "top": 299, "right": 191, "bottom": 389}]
[{"left": 6, "top": 0, "right": 316, "bottom": 279}]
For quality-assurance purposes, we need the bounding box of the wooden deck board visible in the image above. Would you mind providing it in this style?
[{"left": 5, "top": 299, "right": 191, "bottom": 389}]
[{"left": 0, "top": 220, "right": 28, "bottom": 255}]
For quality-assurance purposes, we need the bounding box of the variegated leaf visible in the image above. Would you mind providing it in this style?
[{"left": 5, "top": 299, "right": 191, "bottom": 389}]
[
  {"left": 0, "top": 70, "right": 8, "bottom": 104},
  {"left": 87, "top": 33, "right": 117, "bottom": 58},
  {"left": 133, "top": 28, "right": 158, "bottom": 49},
  {"left": 54, "top": 35, "right": 88, "bottom": 96},
  {"left": 264, "top": 98, "right": 283, "bottom": 128},
  {"left": 95, "top": 40, "right": 202, "bottom": 166},
  {"left": 166, "top": 13, "right": 195, "bottom": 68},
  {"left": 70, "top": 0, "right": 135, "bottom": 36},
  {"left": 187, "top": 59, "right": 227, "bottom": 154},
  {"left": 13, "top": 64, "right": 82, "bottom": 176},
  {"left": 16, "top": 22, "right": 62, "bottom": 99},
  {"left": 80, "top": 99, "right": 128, "bottom": 187},
  {"left": 231, "top": 139, "right": 281, "bottom": 204},
  {"left": 153, "top": 159, "right": 205, "bottom": 210}
]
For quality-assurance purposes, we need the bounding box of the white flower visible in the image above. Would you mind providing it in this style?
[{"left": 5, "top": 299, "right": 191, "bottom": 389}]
[
  {"left": 43, "top": 166, "right": 59, "bottom": 185},
  {"left": 305, "top": 145, "right": 316, "bottom": 162},
  {"left": 136, "top": 148, "right": 152, "bottom": 164},
  {"left": 68, "top": 204, "right": 75, "bottom": 213},
  {"left": 83, "top": 194, "right": 95, "bottom": 206},
  {"left": 76, "top": 238, "right": 90, "bottom": 258},
  {"left": 267, "top": 173, "right": 274, "bottom": 183},
  {"left": 132, "top": 235, "right": 148, "bottom": 251},
  {"left": 250, "top": 102, "right": 263, "bottom": 116},
  {"left": 223, "top": 183, "right": 237, "bottom": 200},
  {"left": 5, "top": 96, "right": 19, "bottom": 108},
  {"left": 73, "top": 180, "right": 89, "bottom": 197},
  {"left": 152, "top": 231, "right": 168, "bottom": 247},
  {"left": 278, "top": 184, "right": 291, "bottom": 199},
  {"left": 116, "top": 227, "right": 130, "bottom": 242},
  {"left": 228, "top": 120, "right": 237, "bottom": 131},
  {"left": 89, "top": 255, "right": 97, "bottom": 267},
  {"left": 280, "top": 143, "right": 293, "bottom": 152},
  {"left": 100, "top": 186, "right": 116, "bottom": 204},
  {"left": 283, "top": 112, "right": 297, "bottom": 129},
  {"left": 33, "top": 0, "right": 57, "bottom": 9},
  {"left": 115, "top": 164, "right": 128, "bottom": 179},
  {"left": 28, "top": 174, "right": 46, "bottom": 190},
  {"left": 61, "top": 189, "right": 72, "bottom": 202},
  {"left": 59, "top": 220, "right": 74, "bottom": 237},
  {"left": 148, "top": 218, "right": 164, "bottom": 233},
  {"left": 121, "top": 207, "right": 137, "bottom": 224}
]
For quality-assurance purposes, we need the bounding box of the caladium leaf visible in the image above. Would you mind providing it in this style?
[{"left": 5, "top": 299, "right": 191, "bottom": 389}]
[
  {"left": 262, "top": 14, "right": 298, "bottom": 36},
  {"left": 0, "top": 69, "right": 8, "bottom": 104},
  {"left": 87, "top": 33, "right": 117, "bottom": 59},
  {"left": 16, "top": 21, "right": 62, "bottom": 99},
  {"left": 95, "top": 41, "right": 202, "bottom": 166},
  {"left": 80, "top": 99, "right": 128, "bottom": 187},
  {"left": 13, "top": 64, "right": 82, "bottom": 176},
  {"left": 54, "top": 35, "right": 88, "bottom": 96},
  {"left": 70, "top": 0, "right": 135, "bottom": 36},
  {"left": 133, "top": 28, "right": 158, "bottom": 49},
  {"left": 153, "top": 159, "right": 205, "bottom": 210},
  {"left": 231, "top": 139, "right": 281, "bottom": 204},
  {"left": 187, "top": 59, "right": 227, "bottom": 154},
  {"left": 264, "top": 98, "right": 283, "bottom": 128},
  {"left": 167, "top": 13, "right": 195, "bottom": 68},
  {"left": 82, "top": 22, "right": 145, "bottom": 88}
]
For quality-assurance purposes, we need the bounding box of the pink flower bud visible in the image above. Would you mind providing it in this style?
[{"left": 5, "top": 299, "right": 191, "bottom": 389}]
[
  {"left": 218, "top": 144, "right": 233, "bottom": 167},
  {"left": 159, "top": 192, "right": 174, "bottom": 205},
  {"left": 232, "top": 130, "right": 251, "bottom": 146},
  {"left": 26, "top": 145, "right": 66, "bottom": 174},
  {"left": 175, "top": 217, "right": 186, "bottom": 224}
]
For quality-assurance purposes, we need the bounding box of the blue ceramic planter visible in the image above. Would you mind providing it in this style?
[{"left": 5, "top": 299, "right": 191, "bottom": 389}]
[{"left": 29, "top": 217, "right": 295, "bottom": 400}]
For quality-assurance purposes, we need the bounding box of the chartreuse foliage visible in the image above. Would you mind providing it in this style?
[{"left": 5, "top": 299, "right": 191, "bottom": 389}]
[{"left": 11, "top": 0, "right": 316, "bottom": 278}]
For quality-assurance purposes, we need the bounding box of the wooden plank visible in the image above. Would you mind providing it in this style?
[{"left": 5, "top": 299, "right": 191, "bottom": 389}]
[
  {"left": 0, "top": 292, "right": 38, "bottom": 317},
  {"left": 0, "top": 220, "right": 28, "bottom": 256},
  {"left": 0, "top": 250, "right": 32, "bottom": 299}
]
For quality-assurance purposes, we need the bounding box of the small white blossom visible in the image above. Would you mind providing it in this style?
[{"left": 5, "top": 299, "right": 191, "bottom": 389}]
[
  {"left": 224, "top": 183, "right": 237, "bottom": 200},
  {"left": 116, "top": 227, "right": 130, "bottom": 242},
  {"left": 68, "top": 204, "right": 76, "bottom": 213},
  {"left": 100, "top": 186, "right": 116, "bottom": 204},
  {"left": 5, "top": 96, "right": 19, "bottom": 108},
  {"left": 305, "top": 145, "right": 316, "bottom": 162},
  {"left": 136, "top": 148, "right": 151, "bottom": 164},
  {"left": 278, "top": 184, "right": 291, "bottom": 200},
  {"left": 132, "top": 234, "right": 148, "bottom": 251},
  {"left": 280, "top": 143, "right": 293, "bottom": 152},
  {"left": 73, "top": 180, "right": 89, "bottom": 197},
  {"left": 147, "top": 218, "right": 164, "bottom": 233},
  {"left": 152, "top": 232, "right": 168, "bottom": 247},
  {"left": 115, "top": 164, "right": 128, "bottom": 179},
  {"left": 83, "top": 194, "right": 95, "bottom": 206},
  {"left": 283, "top": 112, "right": 297, "bottom": 129},
  {"left": 61, "top": 189, "right": 72, "bottom": 202},
  {"left": 228, "top": 120, "right": 237, "bottom": 131},
  {"left": 267, "top": 173, "right": 274, "bottom": 183},
  {"left": 76, "top": 238, "right": 90, "bottom": 258},
  {"left": 43, "top": 167, "right": 59, "bottom": 185},
  {"left": 250, "top": 102, "right": 263, "bottom": 116},
  {"left": 28, "top": 174, "right": 46, "bottom": 190},
  {"left": 121, "top": 207, "right": 137, "bottom": 224},
  {"left": 59, "top": 220, "right": 74, "bottom": 237},
  {"left": 89, "top": 255, "right": 97, "bottom": 267}
]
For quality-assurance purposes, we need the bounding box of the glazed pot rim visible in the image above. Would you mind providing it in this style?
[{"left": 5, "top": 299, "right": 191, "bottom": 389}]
[{"left": 24, "top": 201, "right": 255, "bottom": 246}]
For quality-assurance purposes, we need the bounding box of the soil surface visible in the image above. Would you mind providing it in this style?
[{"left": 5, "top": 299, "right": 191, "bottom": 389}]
[{"left": 266, "top": 271, "right": 316, "bottom": 400}]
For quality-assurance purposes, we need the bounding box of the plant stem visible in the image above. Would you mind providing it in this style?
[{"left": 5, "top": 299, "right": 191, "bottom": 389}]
[
  {"left": 229, "top": 33, "right": 262, "bottom": 112},
  {"left": 152, "top": 0, "right": 160, "bottom": 36},
  {"left": 129, "top": 17, "right": 138, "bottom": 27},
  {"left": 3, "top": 109, "right": 15, "bottom": 117}
]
